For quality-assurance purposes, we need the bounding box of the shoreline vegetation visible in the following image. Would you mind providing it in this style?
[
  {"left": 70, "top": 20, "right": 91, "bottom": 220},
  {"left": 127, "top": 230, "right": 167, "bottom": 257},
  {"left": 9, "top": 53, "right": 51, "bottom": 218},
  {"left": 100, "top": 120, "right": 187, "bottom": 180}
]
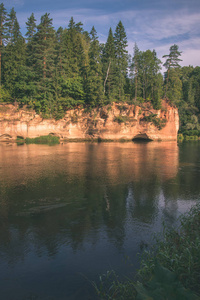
[
  {"left": 94, "top": 203, "right": 200, "bottom": 299},
  {"left": 13, "top": 134, "right": 200, "bottom": 145},
  {"left": 16, "top": 135, "right": 60, "bottom": 145},
  {"left": 178, "top": 133, "right": 200, "bottom": 142}
]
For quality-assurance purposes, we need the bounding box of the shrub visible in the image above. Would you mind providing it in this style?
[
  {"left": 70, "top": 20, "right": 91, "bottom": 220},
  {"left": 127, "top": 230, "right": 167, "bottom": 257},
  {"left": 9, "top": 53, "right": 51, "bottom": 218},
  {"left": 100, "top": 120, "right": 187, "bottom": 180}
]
[
  {"left": 185, "top": 135, "right": 199, "bottom": 141},
  {"left": 94, "top": 203, "right": 200, "bottom": 299},
  {"left": 177, "top": 133, "right": 184, "bottom": 141},
  {"left": 25, "top": 135, "right": 60, "bottom": 145},
  {"left": 139, "top": 203, "right": 200, "bottom": 296},
  {"left": 142, "top": 114, "right": 167, "bottom": 130}
]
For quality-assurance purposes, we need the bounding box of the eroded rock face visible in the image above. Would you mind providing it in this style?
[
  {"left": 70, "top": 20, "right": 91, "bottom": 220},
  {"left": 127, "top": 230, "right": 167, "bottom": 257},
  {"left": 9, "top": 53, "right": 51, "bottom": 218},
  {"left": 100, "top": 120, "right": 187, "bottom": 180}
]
[{"left": 0, "top": 100, "right": 179, "bottom": 141}]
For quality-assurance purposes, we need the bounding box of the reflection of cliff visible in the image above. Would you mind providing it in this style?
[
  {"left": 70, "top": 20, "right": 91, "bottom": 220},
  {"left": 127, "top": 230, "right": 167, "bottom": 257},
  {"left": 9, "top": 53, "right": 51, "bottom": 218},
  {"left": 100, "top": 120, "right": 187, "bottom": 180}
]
[
  {"left": 0, "top": 100, "right": 179, "bottom": 141},
  {"left": 0, "top": 142, "right": 179, "bottom": 262},
  {"left": 0, "top": 141, "right": 179, "bottom": 185}
]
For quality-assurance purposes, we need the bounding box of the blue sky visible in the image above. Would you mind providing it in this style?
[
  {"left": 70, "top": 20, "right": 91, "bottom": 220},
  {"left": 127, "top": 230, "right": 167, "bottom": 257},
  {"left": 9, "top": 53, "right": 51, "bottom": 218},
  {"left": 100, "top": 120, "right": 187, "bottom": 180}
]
[{"left": 4, "top": 0, "right": 200, "bottom": 69}]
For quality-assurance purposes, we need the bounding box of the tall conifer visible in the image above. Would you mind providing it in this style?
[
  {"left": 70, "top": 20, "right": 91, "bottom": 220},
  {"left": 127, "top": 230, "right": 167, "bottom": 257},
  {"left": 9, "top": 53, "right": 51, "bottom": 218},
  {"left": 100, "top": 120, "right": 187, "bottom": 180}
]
[
  {"left": 86, "top": 26, "right": 103, "bottom": 106},
  {"left": 163, "top": 44, "right": 182, "bottom": 98},
  {"left": 0, "top": 3, "right": 7, "bottom": 87},
  {"left": 114, "top": 21, "right": 128, "bottom": 100},
  {"left": 3, "top": 8, "right": 26, "bottom": 99},
  {"left": 102, "top": 28, "right": 116, "bottom": 100},
  {"left": 31, "top": 13, "right": 56, "bottom": 114},
  {"left": 131, "top": 43, "right": 140, "bottom": 100}
]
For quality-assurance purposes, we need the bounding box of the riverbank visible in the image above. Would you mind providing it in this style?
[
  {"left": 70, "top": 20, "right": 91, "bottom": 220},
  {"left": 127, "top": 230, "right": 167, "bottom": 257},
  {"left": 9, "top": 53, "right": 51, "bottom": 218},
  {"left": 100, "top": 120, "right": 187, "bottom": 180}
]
[
  {"left": 0, "top": 100, "right": 179, "bottom": 142},
  {"left": 94, "top": 203, "right": 200, "bottom": 299},
  {"left": 178, "top": 133, "right": 200, "bottom": 141}
]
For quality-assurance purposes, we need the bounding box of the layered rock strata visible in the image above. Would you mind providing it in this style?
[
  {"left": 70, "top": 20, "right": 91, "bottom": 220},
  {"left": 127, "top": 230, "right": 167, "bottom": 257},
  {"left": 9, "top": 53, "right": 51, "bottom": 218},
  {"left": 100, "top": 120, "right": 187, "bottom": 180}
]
[{"left": 0, "top": 100, "right": 179, "bottom": 141}]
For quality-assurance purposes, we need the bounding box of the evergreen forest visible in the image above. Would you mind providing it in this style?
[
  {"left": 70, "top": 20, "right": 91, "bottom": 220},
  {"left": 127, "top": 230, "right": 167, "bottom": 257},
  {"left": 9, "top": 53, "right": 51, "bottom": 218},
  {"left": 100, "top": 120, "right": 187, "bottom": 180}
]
[{"left": 0, "top": 3, "right": 200, "bottom": 135}]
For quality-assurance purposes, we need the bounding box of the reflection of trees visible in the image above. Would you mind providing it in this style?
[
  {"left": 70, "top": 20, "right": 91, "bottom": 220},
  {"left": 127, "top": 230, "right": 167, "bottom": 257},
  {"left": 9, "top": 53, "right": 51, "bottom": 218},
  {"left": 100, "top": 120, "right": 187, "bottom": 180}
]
[
  {"left": 126, "top": 178, "right": 160, "bottom": 223},
  {"left": 157, "top": 143, "right": 200, "bottom": 226},
  {"left": 102, "top": 184, "right": 127, "bottom": 249},
  {"left": 0, "top": 141, "right": 180, "bottom": 264}
]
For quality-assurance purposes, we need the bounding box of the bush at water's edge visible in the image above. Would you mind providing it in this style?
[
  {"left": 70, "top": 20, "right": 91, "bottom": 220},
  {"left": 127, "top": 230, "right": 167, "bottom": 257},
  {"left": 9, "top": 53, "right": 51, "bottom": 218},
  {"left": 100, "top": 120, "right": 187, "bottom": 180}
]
[
  {"left": 178, "top": 133, "right": 200, "bottom": 141},
  {"left": 94, "top": 203, "right": 200, "bottom": 299},
  {"left": 25, "top": 135, "right": 60, "bottom": 145}
]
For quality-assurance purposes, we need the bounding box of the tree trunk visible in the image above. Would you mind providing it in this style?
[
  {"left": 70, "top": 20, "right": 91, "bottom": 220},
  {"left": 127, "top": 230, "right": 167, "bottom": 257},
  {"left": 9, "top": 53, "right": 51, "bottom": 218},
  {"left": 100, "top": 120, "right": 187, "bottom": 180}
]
[
  {"left": 165, "top": 68, "right": 170, "bottom": 98},
  {"left": 104, "top": 60, "right": 111, "bottom": 94},
  {"left": 135, "top": 72, "right": 137, "bottom": 101},
  {"left": 43, "top": 36, "right": 46, "bottom": 79}
]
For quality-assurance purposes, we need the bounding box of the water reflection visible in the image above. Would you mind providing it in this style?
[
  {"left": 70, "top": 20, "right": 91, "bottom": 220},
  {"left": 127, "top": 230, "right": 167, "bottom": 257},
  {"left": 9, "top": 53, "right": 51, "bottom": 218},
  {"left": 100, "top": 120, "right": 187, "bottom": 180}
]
[
  {"left": 0, "top": 141, "right": 199, "bottom": 299},
  {"left": 0, "top": 142, "right": 179, "bottom": 254}
]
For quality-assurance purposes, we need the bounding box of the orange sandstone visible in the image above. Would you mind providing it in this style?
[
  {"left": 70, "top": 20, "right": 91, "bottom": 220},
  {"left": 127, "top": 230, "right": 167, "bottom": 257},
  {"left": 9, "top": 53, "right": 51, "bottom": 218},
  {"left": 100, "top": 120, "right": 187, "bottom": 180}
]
[{"left": 0, "top": 100, "right": 179, "bottom": 141}]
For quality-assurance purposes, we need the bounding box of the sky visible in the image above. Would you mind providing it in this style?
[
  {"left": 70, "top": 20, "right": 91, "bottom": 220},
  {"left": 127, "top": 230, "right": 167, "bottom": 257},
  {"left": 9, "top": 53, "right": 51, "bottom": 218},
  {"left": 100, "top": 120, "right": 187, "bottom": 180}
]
[{"left": 3, "top": 0, "right": 200, "bottom": 69}]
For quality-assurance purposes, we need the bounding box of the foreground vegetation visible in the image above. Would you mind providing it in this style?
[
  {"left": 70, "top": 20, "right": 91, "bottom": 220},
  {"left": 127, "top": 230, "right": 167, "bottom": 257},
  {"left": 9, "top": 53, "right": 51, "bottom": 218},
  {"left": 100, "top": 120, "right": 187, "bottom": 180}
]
[
  {"left": 0, "top": 3, "right": 200, "bottom": 134},
  {"left": 94, "top": 203, "right": 200, "bottom": 299}
]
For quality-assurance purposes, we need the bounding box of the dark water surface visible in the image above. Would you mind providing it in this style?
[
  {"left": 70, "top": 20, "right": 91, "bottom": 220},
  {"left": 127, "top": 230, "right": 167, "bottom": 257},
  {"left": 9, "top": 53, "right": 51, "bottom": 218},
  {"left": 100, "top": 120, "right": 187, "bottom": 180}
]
[{"left": 0, "top": 141, "right": 200, "bottom": 299}]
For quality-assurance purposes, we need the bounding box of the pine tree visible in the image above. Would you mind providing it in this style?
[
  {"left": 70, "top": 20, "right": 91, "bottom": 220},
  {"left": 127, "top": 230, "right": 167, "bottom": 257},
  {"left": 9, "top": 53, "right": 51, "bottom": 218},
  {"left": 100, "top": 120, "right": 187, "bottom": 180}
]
[
  {"left": 57, "top": 18, "right": 86, "bottom": 107},
  {"left": 163, "top": 44, "right": 182, "bottom": 98},
  {"left": 55, "top": 26, "right": 64, "bottom": 74},
  {"left": 34, "top": 13, "right": 56, "bottom": 80},
  {"left": 21, "top": 13, "right": 37, "bottom": 106},
  {"left": 25, "top": 13, "right": 36, "bottom": 41},
  {"left": 0, "top": 3, "right": 7, "bottom": 87},
  {"left": 86, "top": 26, "right": 103, "bottom": 106},
  {"left": 147, "top": 49, "right": 162, "bottom": 105},
  {"left": 114, "top": 21, "right": 128, "bottom": 100},
  {"left": 31, "top": 13, "right": 56, "bottom": 115},
  {"left": 3, "top": 8, "right": 26, "bottom": 100},
  {"left": 6, "top": 7, "right": 16, "bottom": 44},
  {"left": 131, "top": 43, "right": 140, "bottom": 101},
  {"left": 102, "top": 27, "right": 116, "bottom": 100}
]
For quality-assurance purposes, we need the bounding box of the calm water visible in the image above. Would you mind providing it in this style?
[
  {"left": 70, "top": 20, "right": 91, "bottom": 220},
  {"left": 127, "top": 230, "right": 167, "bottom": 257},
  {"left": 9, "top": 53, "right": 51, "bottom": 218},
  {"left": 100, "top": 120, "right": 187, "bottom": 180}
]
[{"left": 0, "top": 141, "right": 200, "bottom": 299}]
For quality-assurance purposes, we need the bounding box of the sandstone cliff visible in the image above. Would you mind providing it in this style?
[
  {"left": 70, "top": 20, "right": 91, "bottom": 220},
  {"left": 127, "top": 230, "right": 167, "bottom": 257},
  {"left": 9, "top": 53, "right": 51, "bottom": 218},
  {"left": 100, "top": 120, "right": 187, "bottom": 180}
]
[{"left": 0, "top": 100, "right": 179, "bottom": 141}]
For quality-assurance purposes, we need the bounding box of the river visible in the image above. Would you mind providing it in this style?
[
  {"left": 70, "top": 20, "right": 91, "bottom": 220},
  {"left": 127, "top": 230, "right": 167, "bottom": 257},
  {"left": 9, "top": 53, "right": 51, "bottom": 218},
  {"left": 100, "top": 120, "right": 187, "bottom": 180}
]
[{"left": 0, "top": 141, "right": 199, "bottom": 299}]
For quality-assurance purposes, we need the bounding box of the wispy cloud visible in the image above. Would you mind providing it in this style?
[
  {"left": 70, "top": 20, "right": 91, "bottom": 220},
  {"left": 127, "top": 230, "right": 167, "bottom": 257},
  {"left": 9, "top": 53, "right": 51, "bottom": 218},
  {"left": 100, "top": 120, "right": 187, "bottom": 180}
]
[
  {"left": 6, "top": 0, "right": 24, "bottom": 6},
  {"left": 16, "top": 6, "right": 200, "bottom": 67}
]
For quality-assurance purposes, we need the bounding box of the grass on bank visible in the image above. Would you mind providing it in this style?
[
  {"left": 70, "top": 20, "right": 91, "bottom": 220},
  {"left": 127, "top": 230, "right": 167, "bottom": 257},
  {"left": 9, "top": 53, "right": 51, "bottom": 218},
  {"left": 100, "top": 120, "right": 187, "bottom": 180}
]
[
  {"left": 178, "top": 134, "right": 199, "bottom": 141},
  {"left": 25, "top": 135, "right": 60, "bottom": 145},
  {"left": 94, "top": 203, "right": 200, "bottom": 299}
]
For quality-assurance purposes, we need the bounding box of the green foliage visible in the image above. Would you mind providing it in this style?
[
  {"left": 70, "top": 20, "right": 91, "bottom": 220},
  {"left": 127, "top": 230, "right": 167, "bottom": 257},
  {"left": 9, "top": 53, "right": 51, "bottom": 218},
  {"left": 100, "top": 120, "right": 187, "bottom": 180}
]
[
  {"left": 25, "top": 13, "right": 36, "bottom": 41},
  {"left": 130, "top": 46, "right": 162, "bottom": 107},
  {"left": 163, "top": 44, "right": 182, "bottom": 99},
  {"left": 135, "top": 262, "right": 198, "bottom": 300},
  {"left": 142, "top": 114, "right": 167, "bottom": 130},
  {"left": 184, "top": 135, "right": 199, "bottom": 141},
  {"left": 1, "top": 2, "right": 200, "bottom": 132},
  {"left": 177, "top": 133, "right": 184, "bottom": 141},
  {"left": 61, "top": 76, "right": 85, "bottom": 100},
  {"left": 85, "top": 26, "right": 103, "bottom": 106},
  {"left": 0, "top": 85, "right": 11, "bottom": 102},
  {"left": 95, "top": 204, "right": 200, "bottom": 299},
  {"left": 139, "top": 203, "right": 200, "bottom": 296},
  {"left": 113, "top": 21, "right": 128, "bottom": 101},
  {"left": 94, "top": 270, "right": 137, "bottom": 300},
  {"left": 102, "top": 27, "right": 116, "bottom": 100},
  {"left": 163, "top": 44, "right": 182, "bottom": 69},
  {"left": 25, "top": 135, "right": 60, "bottom": 145},
  {"left": 166, "top": 68, "right": 182, "bottom": 103}
]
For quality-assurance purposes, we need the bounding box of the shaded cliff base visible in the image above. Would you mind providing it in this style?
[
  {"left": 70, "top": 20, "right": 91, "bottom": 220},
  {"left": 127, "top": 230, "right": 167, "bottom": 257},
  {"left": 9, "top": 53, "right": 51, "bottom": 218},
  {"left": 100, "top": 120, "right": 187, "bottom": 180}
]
[{"left": 0, "top": 100, "right": 179, "bottom": 142}]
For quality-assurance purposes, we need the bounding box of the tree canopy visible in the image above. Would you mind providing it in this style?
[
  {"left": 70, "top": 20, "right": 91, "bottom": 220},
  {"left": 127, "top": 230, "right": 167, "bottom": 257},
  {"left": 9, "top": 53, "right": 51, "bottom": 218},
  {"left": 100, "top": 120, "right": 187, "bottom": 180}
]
[{"left": 0, "top": 4, "right": 200, "bottom": 135}]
